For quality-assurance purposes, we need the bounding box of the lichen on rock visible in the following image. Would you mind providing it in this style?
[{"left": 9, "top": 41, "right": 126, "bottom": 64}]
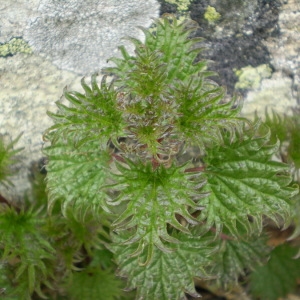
[
  {"left": 234, "top": 64, "right": 272, "bottom": 90},
  {"left": 242, "top": 72, "right": 297, "bottom": 118},
  {"left": 204, "top": 5, "right": 221, "bottom": 25},
  {"left": 0, "top": 38, "right": 32, "bottom": 57},
  {"left": 165, "top": 0, "right": 191, "bottom": 12}
]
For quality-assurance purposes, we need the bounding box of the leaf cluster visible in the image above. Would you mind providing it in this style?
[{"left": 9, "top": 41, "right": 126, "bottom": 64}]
[{"left": 42, "top": 16, "right": 299, "bottom": 299}]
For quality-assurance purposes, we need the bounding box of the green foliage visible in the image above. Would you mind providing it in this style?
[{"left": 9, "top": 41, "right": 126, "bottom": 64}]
[
  {"left": 0, "top": 166, "right": 124, "bottom": 299},
  {"left": 111, "top": 231, "right": 215, "bottom": 300},
  {"left": 45, "top": 74, "right": 124, "bottom": 148},
  {"left": 2, "top": 16, "right": 299, "bottom": 299},
  {"left": 0, "top": 134, "right": 22, "bottom": 187},
  {"left": 106, "top": 17, "right": 245, "bottom": 152},
  {"left": 43, "top": 136, "right": 111, "bottom": 217},
  {"left": 287, "top": 110, "right": 300, "bottom": 169},
  {"left": 66, "top": 267, "right": 123, "bottom": 300},
  {"left": 107, "top": 160, "right": 206, "bottom": 264},
  {"left": 0, "top": 145, "right": 124, "bottom": 300},
  {"left": 264, "top": 108, "right": 300, "bottom": 259},
  {"left": 250, "top": 244, "right": 300, "bottom": 300},
  {"left": 208, "top": 233, "right": 270, "bottom": 287},
  {"left": 201, "top": 126, "right": 296, "bottom": 236},
  {"left": 264, "top": 108, "right": 300, "bottom": 169},
  {"left": 41, "top": 16, "right": 298, "bottom": 299},
  {"left": 0, "top": 206, "right": 55, "bottom": 299}
]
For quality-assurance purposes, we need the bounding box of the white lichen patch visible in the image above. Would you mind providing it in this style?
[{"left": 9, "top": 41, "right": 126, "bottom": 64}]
[
  {"left": 242, "top": 72, "right": 298, "bottom": 118},
  {"left": 24, "top": 0, "right": 160, "bottom": 74}
]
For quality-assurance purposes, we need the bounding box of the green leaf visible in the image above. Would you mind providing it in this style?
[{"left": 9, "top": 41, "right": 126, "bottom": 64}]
[
  {"left": 107, "top": 159, "right": 206, "bottom": 264},
  {"left": 47, "top": 211, "right": 109, "bottom": 269},
  {"left": 0, "top": 133, "right": 23, "bottom": 187},
  {"left": 173, "top": 78, "right": 245, "bottom": 149},
  {"left": 200, "top": 127, "right": 298, "bottom": 236},
  {"left": 44, "top": 137, "right": 111, "bottom": 217},
  {"left": 66, "top": 267, "right": 123, "bottom": 300},
  {"left": 263, "top": 108, "right": 300, "bottom": 170},
  {"left": 0, "top": 263, "right": 19, "bottom": 299},
  {"left": 208, "top": 234, "right": 270, "bottom": 287},
  {"left": 106, "top": 17, "right": 207, "bottom": 88},
  {"left": 287, "top": 192, "right": 300, "bottom": 257},
  {"left": 250, "top": 244, "right": 300, "bottom": 300},
  {"left": 44, "top": 74, "right": 124, "bottom": 148},
  {"left": 111, "top": 231, "right": 215, "bottom": 300}
]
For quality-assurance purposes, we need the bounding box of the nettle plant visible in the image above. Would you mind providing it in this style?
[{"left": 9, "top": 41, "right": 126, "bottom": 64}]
[
  {"left": 2, "top": 16, "right": 298, "bottom": 299},
  {"left": 42, "top": 16, "right": 299, "bottom": 298}
]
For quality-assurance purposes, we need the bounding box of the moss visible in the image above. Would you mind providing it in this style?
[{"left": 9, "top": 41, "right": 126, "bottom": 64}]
[
  {"left": 165, "top": 0, "right": 191, "bottom": 12},
  {"left": 234, "top": 64, "right": 272, "bottom": 90},
  {"left": 0, "top": 38, "right": 32, "bottom": 57},
  {"left": 204, "top": 6, "right": 221, "bottom": 25}
]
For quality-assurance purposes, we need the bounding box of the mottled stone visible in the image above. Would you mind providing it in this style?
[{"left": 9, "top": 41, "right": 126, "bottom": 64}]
[
  {"left": 263, "top": 1, "right": 300, "bottom": 105},
  {"left": 0, "top": 0, "right": 39, "bottom": 43},
  {"left": 242, "top": 72, "right": 297, "bottom": 117},
  {"left": 23, "top": 0, "right": 160, "bottom": 74},
  {"left": 0, "top": 53, "right": 82, "bottom": 199}
]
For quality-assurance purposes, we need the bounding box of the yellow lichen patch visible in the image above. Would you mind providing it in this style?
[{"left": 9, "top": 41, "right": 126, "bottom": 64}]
[
  {"left": 165, "top": 0, "right": 191, "bottom": 12},
  {"left": 204, "top": 6, "right": 221, "bottom": 25},
  {"left": 234, "top": 64, "right": 272, "bottom": 90},
  {"left": 0, "top": 38, "right": 32, "bottom": 57}
]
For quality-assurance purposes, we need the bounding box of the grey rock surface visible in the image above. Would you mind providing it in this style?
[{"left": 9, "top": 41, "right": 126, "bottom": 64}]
[
  {"left": 0, "top": 0, "right": 39, "bottom": 43},
  {"left": 23, "top": 0, "right": 160, "bottom": 74},
  {"left": 0, "top": 53, "right": 81, "bottom": 200},
  {"left": 242, "top": 0, "right": 300, "bottom": 117}
]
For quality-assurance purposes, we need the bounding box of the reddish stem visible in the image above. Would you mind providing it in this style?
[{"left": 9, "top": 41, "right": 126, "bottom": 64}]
[
  {"left": 111, "top": 153, "right": 126, "bottom": 163},
  {"left": 184, "top": 166, "right": 205, "bottom": 173}
]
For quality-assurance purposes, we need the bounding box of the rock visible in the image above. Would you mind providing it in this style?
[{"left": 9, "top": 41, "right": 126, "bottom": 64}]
[
  {"left": 0, "top": 53, "right": 81, "bottom": 199},
  {"left": 242, "top": 72, "right": 297, "bottom": 118},
  {"left": 23, "top": 0, "right": 160, "bottom": 74},
  {"left": 0, "top": 0, "right": 39, "bottom": 43}
]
